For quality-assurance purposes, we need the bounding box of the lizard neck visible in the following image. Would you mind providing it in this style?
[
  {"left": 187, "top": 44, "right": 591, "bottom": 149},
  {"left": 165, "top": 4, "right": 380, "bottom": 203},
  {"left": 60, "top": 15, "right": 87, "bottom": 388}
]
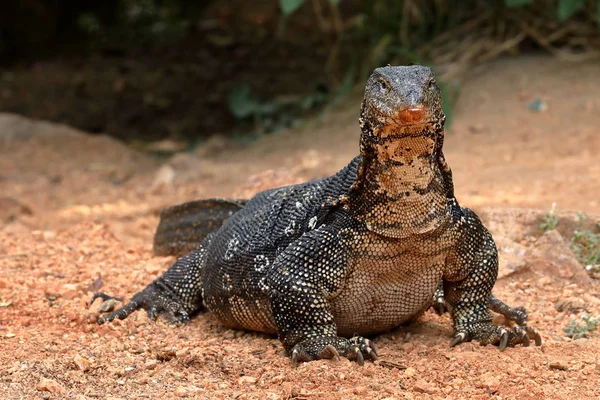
[{"left": 349, "top": 121, "right": 451, "bottom": 238}]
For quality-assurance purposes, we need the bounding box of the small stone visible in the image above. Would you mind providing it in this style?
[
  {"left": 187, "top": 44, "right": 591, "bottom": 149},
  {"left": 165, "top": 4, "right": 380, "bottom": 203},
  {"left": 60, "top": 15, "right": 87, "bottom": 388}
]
[
  {"left": 354, "top": 386, "right": 368, "bottom": 395},
  {"left": 404, "top": 367, "right": 416, "bottom": 377},
  {"left": 549, "top": 361, "right": 568, "bottom": 371},
  {"left": 238, "top": 376, "right": 257, "bottom": 385},
  {"left": 413, "top": 380, "right": 429, "bottom": 393},
  {"left": 174, "top": 386, "right": 189, "bottom": 397},
  {"left": 73, "top": 354, "right": 91, "bottom": 372},
  {"left": 99, "top": 298, "right": 117, "bottom": 313},
  {"left": 36, "top": 377, "right": 66, "bottom": 394},
  {"left": 573, "top": 338, "right": 590, "bottom": 346}
]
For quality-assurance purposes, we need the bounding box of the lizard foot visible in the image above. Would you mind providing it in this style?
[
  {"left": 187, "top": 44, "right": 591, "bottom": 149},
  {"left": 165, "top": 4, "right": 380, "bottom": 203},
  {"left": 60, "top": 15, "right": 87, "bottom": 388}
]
[
  {"left": 488, "top": 295, "right": 528, "bottom": 325},
  {"left": 91, "top": 286, "right": 190, "bottom": 325},
  {"left": 451, "top": 323, "right": 542, "bottom": 351},
  {"left": 290, "top": 336, "right": 378, "bottom": 367}
]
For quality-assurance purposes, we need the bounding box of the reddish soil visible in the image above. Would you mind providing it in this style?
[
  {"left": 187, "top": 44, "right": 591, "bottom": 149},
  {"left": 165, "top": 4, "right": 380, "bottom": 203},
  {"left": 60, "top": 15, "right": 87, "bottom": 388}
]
[{"left": 1, "top": 55, "right": 600, "bottom": 399}]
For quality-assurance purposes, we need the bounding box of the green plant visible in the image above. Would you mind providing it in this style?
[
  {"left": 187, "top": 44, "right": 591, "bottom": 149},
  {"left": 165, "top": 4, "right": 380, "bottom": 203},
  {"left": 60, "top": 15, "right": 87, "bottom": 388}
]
[
  {"left": 571, "top": 212, "right": 600, "bottom": 270},
  {"left": 77, "top": 0, "right": 190, "bottom": 50},
  {"left": 564, "top": 314, "right": 600, "bottom": 339},
  {"left": 227, "top": 84, "right": 329, "bottom": 139},
  {"left": 540, "top": 203, "right": 559, "bottom": 232}
]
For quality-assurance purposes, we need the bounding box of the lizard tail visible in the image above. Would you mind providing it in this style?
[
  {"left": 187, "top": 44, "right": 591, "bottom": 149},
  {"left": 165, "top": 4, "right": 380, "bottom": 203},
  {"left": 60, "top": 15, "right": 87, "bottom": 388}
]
[{"left": 153, "top": 198, "right": 247, "bottom": 257}]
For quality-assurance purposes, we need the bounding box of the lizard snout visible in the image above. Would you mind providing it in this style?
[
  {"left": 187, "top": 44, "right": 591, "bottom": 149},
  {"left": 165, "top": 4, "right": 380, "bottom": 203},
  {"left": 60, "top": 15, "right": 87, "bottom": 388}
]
[{"left": 397, "top": 105, "right": 428, "bottom": 125}]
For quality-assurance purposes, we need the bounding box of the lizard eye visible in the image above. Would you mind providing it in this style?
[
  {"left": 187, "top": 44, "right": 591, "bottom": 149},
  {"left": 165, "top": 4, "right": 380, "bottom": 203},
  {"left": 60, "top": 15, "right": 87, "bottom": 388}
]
[
  {"left": 428, "top": 79, "right": 437, "bottom": 90},
  {"left": 378, "top": 79, "right": 388, "bottom": 92}
]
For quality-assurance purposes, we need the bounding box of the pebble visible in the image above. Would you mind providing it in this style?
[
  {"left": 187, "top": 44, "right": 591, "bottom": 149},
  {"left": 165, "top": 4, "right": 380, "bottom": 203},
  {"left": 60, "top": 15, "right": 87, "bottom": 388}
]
[
  {"left": 174, "top": 386, "right": 189, "bottom": 397},
  {"left": 36, "top": 377, "right": 66, "bottom": 394},
  {"left": 237, "top": 376, "right": 257, "bottom": 385},
  {"left": 549, "top": 361, "right": 568, "bottom": 371},
  {"left": 73, "top": 354, "right": 91, "bottom": 372}
]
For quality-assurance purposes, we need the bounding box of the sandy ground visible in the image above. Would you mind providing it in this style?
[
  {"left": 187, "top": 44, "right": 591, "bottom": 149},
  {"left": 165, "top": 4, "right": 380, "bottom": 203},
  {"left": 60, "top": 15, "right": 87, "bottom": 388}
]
[{"left": 1, "top": 55, "right": 600, "bottom": 399}]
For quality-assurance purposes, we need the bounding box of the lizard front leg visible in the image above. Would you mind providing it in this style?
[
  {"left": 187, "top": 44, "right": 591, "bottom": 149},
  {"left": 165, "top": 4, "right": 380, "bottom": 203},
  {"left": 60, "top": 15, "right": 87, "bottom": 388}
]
[
  {"left": 267, "top": 225, "right": 378, "bottom": 366},
  {"left": 444, "top": 209, "right": 541, "bottom": 350}
]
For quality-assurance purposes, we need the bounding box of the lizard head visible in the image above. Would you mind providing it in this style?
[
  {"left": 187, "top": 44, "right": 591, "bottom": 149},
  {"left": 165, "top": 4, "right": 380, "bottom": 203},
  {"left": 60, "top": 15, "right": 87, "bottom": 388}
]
[
  {"left": 358, "top": 65, "right": 446, "bottom": 167},
  {"left": 360, "top": 65, "right": 444, "bottom": 131},
  {"left": 359, "top": 65, "right": 445, "bottom": 142}
]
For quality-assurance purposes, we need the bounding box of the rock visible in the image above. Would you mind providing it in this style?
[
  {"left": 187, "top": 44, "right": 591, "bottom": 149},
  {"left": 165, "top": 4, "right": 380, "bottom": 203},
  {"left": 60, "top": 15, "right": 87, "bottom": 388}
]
[
  {"left": 413, "top": 380, "right": 431, "bottom": 393},
  {"left": 549, "top": 360, "right": 568, "bottom": 371},
  {"left": 237, "top": 376, "right": 257, "bottom": 385},
  {"left": 404, "top": 367, "right": 416, "bottom": 377},
  {"left": 495, "top": 235, "right": 527, "bottom": 279},
  {"left": 478, "top": 372, "right": 500, "bottom": 393},
  {"left": 174, "top": 386, "right": 189, "bottom": 397},
  {"left": 353, "top": 386, "right": 368, "bottom": 395},
  {"left": 36, "top": 377, "right": 66, "bottom": 394},
  {"left": 73, "top": 354, "right": 91, "bottom": 372},
  {"left": 99, "top": 298, "right": 117, "bottom": 313},
  {"left": 524, "top": 230, "right": 591, "bottom": 285}
]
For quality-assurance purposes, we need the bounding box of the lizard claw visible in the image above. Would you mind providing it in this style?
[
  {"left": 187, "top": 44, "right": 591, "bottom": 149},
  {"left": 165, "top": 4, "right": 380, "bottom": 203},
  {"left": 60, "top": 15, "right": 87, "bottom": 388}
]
[
  {"left": 430, "top": 282, "right": 449, "bottom": 315},
  {"left": 90, "top": 292, "right": 123, "bottom": 303},
  {"left": 498, "top": 329, "right": 509, "bottom": 351},
  {"left": 450, "top": 332, "right": 467, "bottom": 347},
  {"left": 289, "top": 336, "right": 378, "bottom": 367},
  {"left": 452, "top": 323, "right": 542, "bottom": 350}
]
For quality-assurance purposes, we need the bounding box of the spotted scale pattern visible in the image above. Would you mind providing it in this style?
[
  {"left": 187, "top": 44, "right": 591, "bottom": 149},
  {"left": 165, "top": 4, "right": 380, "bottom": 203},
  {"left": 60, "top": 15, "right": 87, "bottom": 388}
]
[{"left": 95, "top": 65, "right": 540, "bottom": 365}]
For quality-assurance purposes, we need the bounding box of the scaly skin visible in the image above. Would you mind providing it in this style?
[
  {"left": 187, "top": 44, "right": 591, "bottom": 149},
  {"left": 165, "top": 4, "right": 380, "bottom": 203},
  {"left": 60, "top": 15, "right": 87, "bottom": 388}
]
[{"left": 93, "top": 65, "right": 541, "bottom": 366}]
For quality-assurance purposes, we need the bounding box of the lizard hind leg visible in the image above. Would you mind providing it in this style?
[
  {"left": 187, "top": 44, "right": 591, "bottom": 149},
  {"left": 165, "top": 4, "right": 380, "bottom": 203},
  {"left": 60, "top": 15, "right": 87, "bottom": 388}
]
[{"left": 93, "top": 246, "right": 208, "bottom": 325}]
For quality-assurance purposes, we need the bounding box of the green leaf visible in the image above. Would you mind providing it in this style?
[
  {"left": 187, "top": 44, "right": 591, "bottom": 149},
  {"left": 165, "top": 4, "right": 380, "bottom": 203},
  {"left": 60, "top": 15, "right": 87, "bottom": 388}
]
[
  {"left": 557, "top": 0, "right": 585, "bottom": 20},
  {"left": 504, "top": 0, "right": 532, "bottom": 7},
  {"left": 280, "top": 0, "right": 304, "bottom": 16},
  {"left": 228, "top": 85, "right": 258, "bottom": 119}
]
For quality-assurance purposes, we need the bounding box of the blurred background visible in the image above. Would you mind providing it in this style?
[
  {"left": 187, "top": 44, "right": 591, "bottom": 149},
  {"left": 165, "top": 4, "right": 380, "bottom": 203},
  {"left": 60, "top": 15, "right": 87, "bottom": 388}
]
[
  {"left": 1, "top": 0, "right": 599, "bottom": 141},
  {"left": 0, "top": 0, "right": 599, "bottom": 241}
]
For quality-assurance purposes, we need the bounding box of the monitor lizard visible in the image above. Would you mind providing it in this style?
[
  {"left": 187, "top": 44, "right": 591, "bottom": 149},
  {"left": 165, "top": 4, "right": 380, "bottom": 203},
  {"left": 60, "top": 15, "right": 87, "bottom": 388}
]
[{"left": 92, "top": 65, "right": 541, "bottom": 366}]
